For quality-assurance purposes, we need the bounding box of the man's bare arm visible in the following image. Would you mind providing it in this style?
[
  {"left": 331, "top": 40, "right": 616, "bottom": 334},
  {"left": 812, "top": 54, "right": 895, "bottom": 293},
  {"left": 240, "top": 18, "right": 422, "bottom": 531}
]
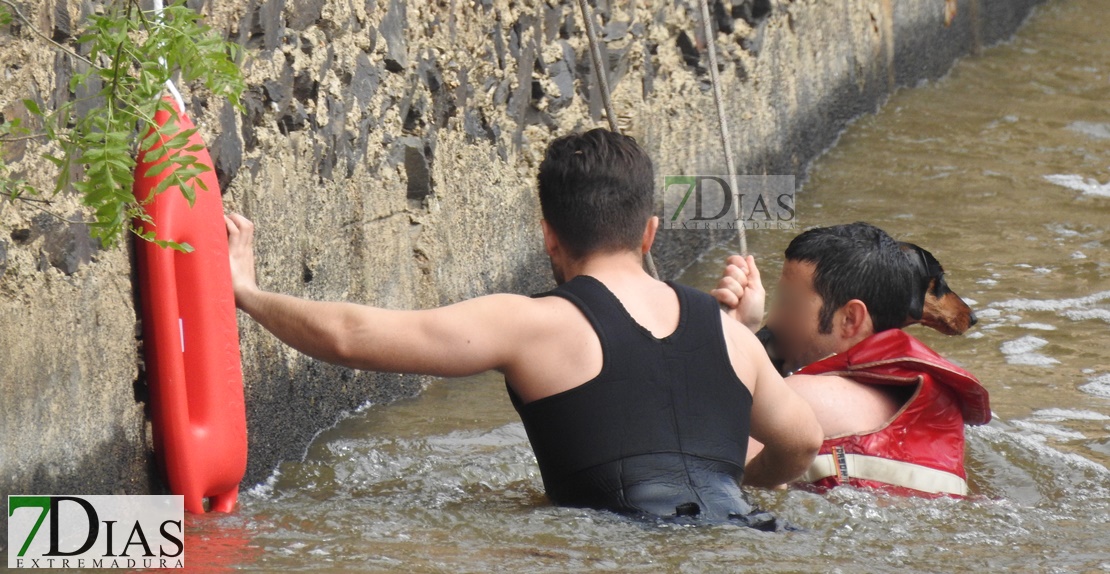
[
  {"left": 235, "top": 290, "right": 533, "bottom": 377},
  {"left": 226, "top": 213, "right": 531, "bottom": 378},
  {"left": 724, "top": 319, "right": 823, "bottom": 487}
]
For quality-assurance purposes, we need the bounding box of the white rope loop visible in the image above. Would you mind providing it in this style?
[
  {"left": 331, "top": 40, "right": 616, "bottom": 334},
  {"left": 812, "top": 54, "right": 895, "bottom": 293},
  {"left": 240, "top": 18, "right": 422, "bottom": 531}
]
[{"left": 152, "top": 0, "right": 186, "bottom": 111}]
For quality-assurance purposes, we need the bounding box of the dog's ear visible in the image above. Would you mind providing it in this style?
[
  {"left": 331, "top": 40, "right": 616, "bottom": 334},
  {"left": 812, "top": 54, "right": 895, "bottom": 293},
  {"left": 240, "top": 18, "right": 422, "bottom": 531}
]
[
  {"left": 907, "top": 284, "right": 925, "bottom": 321},
  {"left": 900, "top": 242, "right": 928, "bottom": 321},
  {"left": 915, "top": 245, "right": 948, "bottom": 280},
  {"left": 899, "top": 242, "right": 930, "bottom": 277}
]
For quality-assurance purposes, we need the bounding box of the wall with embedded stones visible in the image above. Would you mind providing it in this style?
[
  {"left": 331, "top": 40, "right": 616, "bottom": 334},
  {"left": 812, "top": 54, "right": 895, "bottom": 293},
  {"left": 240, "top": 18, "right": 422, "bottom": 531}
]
[{"left": 0, "top": 0, "right": 1045, "bottom": 526}]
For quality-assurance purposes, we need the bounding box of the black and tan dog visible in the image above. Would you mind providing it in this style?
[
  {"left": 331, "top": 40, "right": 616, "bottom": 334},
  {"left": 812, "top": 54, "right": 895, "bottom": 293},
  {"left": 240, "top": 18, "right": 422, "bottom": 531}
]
[{"left": 899, "top": 241, "right": 977, "bottom": 335}]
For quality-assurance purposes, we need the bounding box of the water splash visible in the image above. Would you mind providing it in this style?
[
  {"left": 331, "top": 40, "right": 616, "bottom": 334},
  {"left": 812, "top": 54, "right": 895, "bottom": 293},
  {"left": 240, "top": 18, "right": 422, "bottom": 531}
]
[
  {"left": 1043, "top": 174, "right": 1110, "bottom": 197},
  {"left": 999, "top": 335, "right": 1059, "bottom": 366}
]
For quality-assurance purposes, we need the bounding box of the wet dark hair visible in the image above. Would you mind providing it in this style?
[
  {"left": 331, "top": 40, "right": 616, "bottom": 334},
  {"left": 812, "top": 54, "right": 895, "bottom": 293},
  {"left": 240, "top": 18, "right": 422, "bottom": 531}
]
[
  {"left": 784, "top": 222, "right": 914, "bottom": 334},
  {"left": 537, "top": 128, "right": 655, "bottom": 258}
]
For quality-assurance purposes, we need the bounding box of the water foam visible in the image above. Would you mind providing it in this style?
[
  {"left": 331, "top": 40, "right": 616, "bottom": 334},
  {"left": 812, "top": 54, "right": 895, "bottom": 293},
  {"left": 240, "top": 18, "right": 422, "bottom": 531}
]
[
  {"left": 999, "top": 335, "right": 1059, "bottom": 366},
  {"left": 1079, "top": 374, "right": 1110, "bottom": 400},
  {"left": 1043, "top": 174, "right": 1110, "bottom": 197},
  {"left": 1065, "top": 121, "right": 1110, "bottom": 140},
  {"left": 1018, "top": 322, "right": 1056, "bottom": 331},
  {"left": 992, "top": 290, "right": 1110, "bottom": 312},
  {"left": 1009, "top": 420, "right": 1086, "bottom": 441},
  {"left": 1030, "top": 408, "right": 1110, "bottom": 422}
]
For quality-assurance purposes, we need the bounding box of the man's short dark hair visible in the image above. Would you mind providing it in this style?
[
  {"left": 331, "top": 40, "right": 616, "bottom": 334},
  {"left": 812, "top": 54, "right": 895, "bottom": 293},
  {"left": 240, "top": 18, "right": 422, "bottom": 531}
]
[
  {"left": 537, "top": 128, "right": 654, "bottom": 258},
  {"left": 784, "top": 222, "right": 913, "bottom": 334}
]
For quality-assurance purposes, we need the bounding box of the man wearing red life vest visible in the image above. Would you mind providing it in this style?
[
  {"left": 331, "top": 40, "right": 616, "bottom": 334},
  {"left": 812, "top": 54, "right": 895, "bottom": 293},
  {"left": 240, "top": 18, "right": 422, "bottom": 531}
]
[{"left": 712, "top": 222, "right": 991, "bottom": 497}]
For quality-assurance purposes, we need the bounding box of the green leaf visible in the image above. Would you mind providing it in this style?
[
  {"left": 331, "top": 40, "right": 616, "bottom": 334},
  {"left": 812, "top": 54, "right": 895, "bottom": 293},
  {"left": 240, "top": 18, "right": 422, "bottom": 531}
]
[{"left": 22, "top": 99, "right": 42, "bottom": 116}]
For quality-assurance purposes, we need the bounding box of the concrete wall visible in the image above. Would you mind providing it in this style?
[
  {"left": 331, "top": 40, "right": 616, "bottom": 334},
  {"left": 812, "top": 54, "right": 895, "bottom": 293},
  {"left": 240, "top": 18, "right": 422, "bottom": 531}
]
[{"left": 0, "top": 0, "right": 1045, "bottom": 531}]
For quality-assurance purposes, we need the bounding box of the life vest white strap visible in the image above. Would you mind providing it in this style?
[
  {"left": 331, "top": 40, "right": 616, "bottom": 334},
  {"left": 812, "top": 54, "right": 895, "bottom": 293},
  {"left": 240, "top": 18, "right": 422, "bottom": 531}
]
[{"left": 801, "top": 451, "right": 968, "bottom": 496}]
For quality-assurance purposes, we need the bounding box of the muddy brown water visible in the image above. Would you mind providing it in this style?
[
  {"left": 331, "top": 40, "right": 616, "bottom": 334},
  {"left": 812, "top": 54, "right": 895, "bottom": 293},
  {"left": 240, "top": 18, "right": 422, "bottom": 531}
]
[{"left": 187, "top": 1, "right": 1109, "bottom": 570}]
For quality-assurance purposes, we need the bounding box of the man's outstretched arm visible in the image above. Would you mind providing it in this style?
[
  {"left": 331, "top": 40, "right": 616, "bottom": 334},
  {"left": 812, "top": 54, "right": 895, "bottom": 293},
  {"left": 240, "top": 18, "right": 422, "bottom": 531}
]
[{"left": 226, "top": 213, "right": 529, "bottom": 378}]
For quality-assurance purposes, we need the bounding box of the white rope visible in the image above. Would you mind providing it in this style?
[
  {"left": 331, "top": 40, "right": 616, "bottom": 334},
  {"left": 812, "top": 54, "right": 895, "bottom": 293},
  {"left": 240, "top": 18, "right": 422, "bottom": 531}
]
[
  {"left": 152, "top": 0, "right": 186, "bottom": 111},
  {"left": 575, "top": 0, "right": 660, "bottom": 279},
  {"left": 698, "top": 0, "right": 748, "bottom": 256}
]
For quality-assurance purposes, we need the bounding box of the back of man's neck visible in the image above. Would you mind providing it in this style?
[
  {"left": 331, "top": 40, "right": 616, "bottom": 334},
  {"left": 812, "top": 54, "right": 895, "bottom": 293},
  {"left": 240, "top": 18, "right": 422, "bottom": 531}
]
[{"left": 566, "top": 251, "right": 658, "bottom": 285}]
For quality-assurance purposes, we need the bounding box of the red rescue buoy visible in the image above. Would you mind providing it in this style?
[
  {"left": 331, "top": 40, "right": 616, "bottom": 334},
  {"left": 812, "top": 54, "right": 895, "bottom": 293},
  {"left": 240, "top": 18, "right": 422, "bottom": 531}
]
[{"left": 133, "top": 95, "right": 247, "bottom": 513}]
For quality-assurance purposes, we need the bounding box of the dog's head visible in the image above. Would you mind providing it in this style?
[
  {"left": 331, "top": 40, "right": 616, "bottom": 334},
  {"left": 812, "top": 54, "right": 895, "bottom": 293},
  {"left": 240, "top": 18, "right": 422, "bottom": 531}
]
[{"left": 899, "top": 242, "right": 978, "bottom": 335}]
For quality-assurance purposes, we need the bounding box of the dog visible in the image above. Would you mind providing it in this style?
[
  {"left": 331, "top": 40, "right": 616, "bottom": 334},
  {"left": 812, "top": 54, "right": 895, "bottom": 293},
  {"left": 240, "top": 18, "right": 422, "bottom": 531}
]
[{"left": 899, "top": 242, "right": 977, "bottom": 336}]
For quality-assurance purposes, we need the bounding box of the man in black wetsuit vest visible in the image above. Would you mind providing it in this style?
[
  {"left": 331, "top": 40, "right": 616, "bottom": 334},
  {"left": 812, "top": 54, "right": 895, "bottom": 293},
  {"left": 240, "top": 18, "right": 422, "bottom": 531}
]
[{"left": 224, "top": 128, "right": 823, "bottom": 526}]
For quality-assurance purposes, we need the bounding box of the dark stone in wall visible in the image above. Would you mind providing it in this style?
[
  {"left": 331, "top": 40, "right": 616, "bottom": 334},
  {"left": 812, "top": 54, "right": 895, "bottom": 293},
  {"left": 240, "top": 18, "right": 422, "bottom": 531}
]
[
  {"left": 51, "top": 51, "right": 71, "bottom": 111},
  {"left": 675, "top": 30, "right": 704, "bottom": 73},
  {"left": 211, "top": 101, "right": 243, "bottom": 191},
  {"left": 603, "top": 20, "right": 628, "bottom": 42},
  {"left": 0, "top": 239, "right": 8, "bottom": 276},
  {"left": 240, "top": 87, "right": 265, "bottom": 152},
  {"left": 277, "top": 100, "right": 309, "bottom": 134},
  {"left": 543, "top": 3, "right": 563, "bottom": 42},
  {"left": 261, "top": 0, "right": 287, "bottom": 52},
  {"left": 400, "top": 137, "right": 433, "bottom": 204},
  {"left": 316, "top": 94, "right": 348, "bottom": 181},
  {"left": 293, "top": 70, "right": 319, "bottom": 104},
  {"left": 713, "top": 0, "right": 734, "bottom": 35},
  {"left": 351, "top": 53, "right": 381, "bottom": 106},
  {"left": 72, "top": 60, "right": 102, "bottom": 125},
  {"left": 51, "top": 0, "right": 71, "bottom": 42},
  {"left": 343, "top": 54, "right": 378, "bottom": 176},
  {"left": 380, "top": 0, "right": 408, "bottom": 73},
  {"left": 547, "top": 58, "right": 575, "bottom": 112},
  {"left": 641, "top": 39, "right": 656, "bottom": 98},
  {"left": 287, "top": 0, "right": 328, "bottom": 30},
  {"left": 32, "top": 212, "right": 99, "bottom": 276},
  {"left": 732, "top": 0, "right": 773, "bottom": 27},
  {"left": 262, "top": 67, "right": 293, "bottom": 110},
  {"left": 491, "top": 19, "right": 506, "bottom": 70},
  {"left": 10, "top": 228, "right": 32, "bottom": 244}
]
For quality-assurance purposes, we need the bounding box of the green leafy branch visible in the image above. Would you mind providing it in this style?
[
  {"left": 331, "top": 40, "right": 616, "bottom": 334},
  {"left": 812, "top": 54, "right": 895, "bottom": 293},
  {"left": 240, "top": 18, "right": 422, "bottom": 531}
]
[
  {"left": 0, "top": 116, "right": 36, "bottom": 202},
  {"left": 0, "top": 0, "right": 245, "bottom": 251}
]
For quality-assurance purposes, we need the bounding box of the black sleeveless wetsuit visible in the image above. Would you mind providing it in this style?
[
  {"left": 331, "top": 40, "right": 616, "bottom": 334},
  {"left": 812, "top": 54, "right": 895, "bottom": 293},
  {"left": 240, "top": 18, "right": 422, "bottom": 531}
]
[{"left": 507, "top": 275, "right": 777, "bottom": 528}]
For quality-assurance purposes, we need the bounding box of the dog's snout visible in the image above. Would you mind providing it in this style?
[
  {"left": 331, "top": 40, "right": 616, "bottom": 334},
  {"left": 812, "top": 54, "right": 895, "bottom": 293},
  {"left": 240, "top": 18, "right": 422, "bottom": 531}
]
[{"left": 969, "top": 310, "right": 978, "bottom": 327}]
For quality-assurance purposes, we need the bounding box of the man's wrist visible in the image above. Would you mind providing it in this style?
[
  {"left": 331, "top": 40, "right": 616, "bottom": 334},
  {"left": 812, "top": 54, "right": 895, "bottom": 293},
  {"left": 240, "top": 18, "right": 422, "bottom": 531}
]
[{"left": 234, "top": 284, "right": 264, "bottom": 314}]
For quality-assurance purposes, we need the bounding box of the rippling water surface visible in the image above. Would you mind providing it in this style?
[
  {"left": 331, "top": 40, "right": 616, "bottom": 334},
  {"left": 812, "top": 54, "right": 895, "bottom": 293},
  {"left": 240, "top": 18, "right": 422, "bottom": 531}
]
[{"left": 188, "top": 1, "right": 1110, "bottom": 570}]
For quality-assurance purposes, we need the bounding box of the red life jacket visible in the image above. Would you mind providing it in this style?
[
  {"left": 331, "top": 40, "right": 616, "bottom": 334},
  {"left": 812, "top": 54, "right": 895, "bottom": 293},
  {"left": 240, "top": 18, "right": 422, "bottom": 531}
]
[{"left": 794, "top": 328, "right": 990, "bottom": 497}]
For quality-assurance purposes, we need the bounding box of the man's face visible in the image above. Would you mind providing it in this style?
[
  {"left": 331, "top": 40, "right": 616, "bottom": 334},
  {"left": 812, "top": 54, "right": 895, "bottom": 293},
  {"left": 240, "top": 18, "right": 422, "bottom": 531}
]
[{"left": 766, "top": 260, "right": 847, "bottom": 373}]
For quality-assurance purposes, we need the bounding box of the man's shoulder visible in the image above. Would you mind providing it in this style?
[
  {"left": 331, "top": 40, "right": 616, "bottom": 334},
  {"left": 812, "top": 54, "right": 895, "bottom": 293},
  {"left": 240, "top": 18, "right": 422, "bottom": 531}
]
[
  {"left": 800, "top": 328, "right": 991, "bottom": 426},
  {"left": 785, "top": 373, "right": 906, "bottom": 436}
]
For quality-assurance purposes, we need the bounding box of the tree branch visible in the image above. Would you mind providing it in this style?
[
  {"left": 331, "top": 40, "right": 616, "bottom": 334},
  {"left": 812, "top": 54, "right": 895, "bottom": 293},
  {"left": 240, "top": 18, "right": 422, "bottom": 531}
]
[{"left": 0, "top": 0, "right": 102, "bottom": 70}]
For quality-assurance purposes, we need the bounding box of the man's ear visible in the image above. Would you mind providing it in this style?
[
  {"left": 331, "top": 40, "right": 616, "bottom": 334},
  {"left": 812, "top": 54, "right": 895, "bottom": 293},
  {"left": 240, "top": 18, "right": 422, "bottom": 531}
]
[
  {"left": 838, "top": 299, "right": 873, "bottom": 340},
  {"left": 641, "top": 216, "right": 660, "bottom": 254},
  {"left": 541, "top": 219, "right": 560, "bottom": 258}
]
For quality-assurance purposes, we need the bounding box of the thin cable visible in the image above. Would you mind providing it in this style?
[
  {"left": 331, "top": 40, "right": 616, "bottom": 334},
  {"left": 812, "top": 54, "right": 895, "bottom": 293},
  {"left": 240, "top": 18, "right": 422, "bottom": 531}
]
[
  {"left": 575, "top": 0, "right": 660, "bottom": 278},
  {"left": 698, "top": 0, "right": 748, "bottom": 256}
]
